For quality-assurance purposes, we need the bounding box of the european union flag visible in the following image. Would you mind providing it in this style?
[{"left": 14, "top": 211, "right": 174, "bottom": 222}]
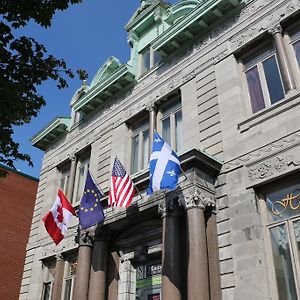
[
  {"left": 78, "top": 171, "right": 105, "bottom": 229},
  {"left": 147, "top": 131, "right": 180, "bottom": 195}
]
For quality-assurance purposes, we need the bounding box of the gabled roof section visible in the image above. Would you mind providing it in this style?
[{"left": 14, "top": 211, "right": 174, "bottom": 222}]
[
  {"left": 31, "top": 117, "right": 71, "bottom": 151},
  {"left": 126, "top": 0, "right": 169, "bottom": 34},
  {"left": 153, "top": 0, "right": 247, "bottom": 55},
  {"left": 73, "top": 63, "right": 135, "bottom": 114},
  {"left": 90, "top": 57, "right": 121, "bottom": 88}
]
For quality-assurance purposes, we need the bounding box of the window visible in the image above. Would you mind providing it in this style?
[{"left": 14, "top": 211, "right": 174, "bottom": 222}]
[
  {"left": 62, "top": 260, "right": 77, "bottom": 300},
  {"left": 59, "top": 167, "right": 70, "bottom": 194},
  {"left": 41, "top": 262, "right": 55, "bottom": 300},
  {"left": 136, "top": 262, "right": 161, "bottom": 300},
  {"left": 131, "top": 118, "right": 149, "bottom": 174},
  {"left": 159, "top": 98, "right": 183, "bottom": 153},
  {"left": 260, "top": 182, "right": 300, "bottom": 300},
  {"left": 73, "top": 154, "right": 90, "bottom": 205},
  {"left": 243, "top": 43, "right": 285, "bottom": 113},
  {"left": 139, "top": 47, "right": 161, "bottom": 76}
]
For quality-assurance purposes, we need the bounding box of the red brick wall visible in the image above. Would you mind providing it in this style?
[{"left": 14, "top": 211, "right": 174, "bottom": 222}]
[{"left": 0, "top": 168, "right": 38, "bottom": 300}]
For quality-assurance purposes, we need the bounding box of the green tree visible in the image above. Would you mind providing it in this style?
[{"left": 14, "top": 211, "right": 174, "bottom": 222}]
[{"left": 0, "top": 0, "right": 83, "bottom": 171}]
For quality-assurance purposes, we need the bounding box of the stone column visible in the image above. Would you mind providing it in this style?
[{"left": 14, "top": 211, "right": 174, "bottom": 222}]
[
  {"left": 51, "top": 254, "right": 65, "bottom": 300},
  {"left": 159, "top": 196, "right": 182, "bottom": 300},
  {"left": 206, "top": 209, "right": 221, "bottom": 300},
  {"left": 147, "top": 104, "right": 157, "bottom": 160},
  {"left": 107, "top": 251, "right": 119, "bottom": 300},
  {"left": 88, "top": 227, "right": 109, "bottom": 300},
  {"left": 73, "top": 229, "right": 94, "bottom": 300},
  {"left": 67, "top": 155, "right": 77, "bottom": 200},
  {"left": 269, "top": 24, "right": 296, "bottom": 93},
  {"left": 182, "top": 190, "right": 212, "bottom": 300}
]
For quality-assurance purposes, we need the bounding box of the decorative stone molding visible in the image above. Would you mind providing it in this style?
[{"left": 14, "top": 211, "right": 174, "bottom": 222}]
[
  {"left": 55, "top": 253, "right": 64, "bottom": 262},
  {"left": 248, "top": 155, "right": 288, "bottom": 181},
  {"left": 230, "top": 0, "right": 300, "bottom": 51},
  {"left": 224, "top": 131, "right": 300, "bottom": 172},
  {"left": 268, "top": 23, "right": 282, "bottom": 35},
  {"left": 246, "top": 145, "right": 300, "bottom": 187},
  {"left": 158, "top": 197, "right": 181, "bottom": 218},
  {"left": 75, "top": 226, "right": 94, "bottom": 247},
  {"left": 181, "top": 189, "right": 216, "bottom": 211}
]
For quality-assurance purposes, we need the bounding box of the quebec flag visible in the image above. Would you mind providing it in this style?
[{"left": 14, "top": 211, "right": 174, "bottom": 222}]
[{"left": 147, "top": 131, "right": 180, "bottom": 195}]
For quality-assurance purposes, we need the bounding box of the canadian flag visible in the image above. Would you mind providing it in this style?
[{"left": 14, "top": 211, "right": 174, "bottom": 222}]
[{"left": 42, "top": 189, "right": 76, "bottom": 245}]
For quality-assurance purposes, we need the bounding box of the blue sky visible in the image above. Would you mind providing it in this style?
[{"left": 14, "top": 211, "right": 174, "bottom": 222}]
[{"left": 12, "top": 0, "right": 153, "bottom": 178}]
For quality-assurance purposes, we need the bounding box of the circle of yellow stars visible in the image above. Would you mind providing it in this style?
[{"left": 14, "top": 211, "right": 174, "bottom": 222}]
[{"left": 80, "top": 189, "right": 100, "bottom": 213}]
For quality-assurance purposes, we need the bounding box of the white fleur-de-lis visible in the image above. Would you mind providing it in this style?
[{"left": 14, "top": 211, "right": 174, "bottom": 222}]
[
  {"left": 154, "top": 138, "right": 162, "bottom": 143},
  {"left": 167, "top": 170, "right": 176, "bottom": 176}
]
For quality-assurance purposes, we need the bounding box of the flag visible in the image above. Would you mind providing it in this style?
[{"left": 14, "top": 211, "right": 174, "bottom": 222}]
[
  {"left": 109, "top": 157, "right": 135, "bottom": 208},
  {"left": 42, "top": 189, "right": 76, "bottom": 245},
  {"left": 147, "top": 131, "right": 180, "bottom": 195},
  {"left": 78, "top": 171, "right": 105, "bottom": 229}
]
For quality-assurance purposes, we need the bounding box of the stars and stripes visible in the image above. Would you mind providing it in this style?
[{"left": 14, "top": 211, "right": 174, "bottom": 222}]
[{"left": 109, "top": 157, "right": 135, "bottom": 208}]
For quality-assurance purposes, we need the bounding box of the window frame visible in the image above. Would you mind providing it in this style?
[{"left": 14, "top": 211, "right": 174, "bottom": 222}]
[
  {"left": 130, "top": 116, "right": 150, "bottom": 174},
  {"left": 72, "top": 154, "right": 90, "bottom": 206},
  {"left": 157, "top": 97, "right": 183, "bottom": 153},
  {"left": 258, "top": 179, "right": 300, "bottom": 299},
  {"left": 138, "top": 46, "right": 161, "bottom": 77},
  {"left": 241, "top": 42, "right": 286, "bottom": 114},
  {"left": 59, "top": 166, "right": 70, "bottom": 195},
  {"left": 284, "top": 23, "right": 300, "bottom": 89},
  {"left": 62, "top": 260, "right": 77, "bottom": 300},
  {"left": 41, "top": 261, "right": 55, "bottom": 300}
]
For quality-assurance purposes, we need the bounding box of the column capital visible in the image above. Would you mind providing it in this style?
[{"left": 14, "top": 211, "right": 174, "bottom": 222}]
[
  {"left": 146, "top": 103, "right": 157, "bottom": 112},
  {"left": 268, "top": 23, "right": 282, "bottom": 35},
  {"left": 75, "top": 227, "right": 94, "bottom": 247},
  {"left": 55, "top": 253, "right": 64, "bottom": 261},
  {"left": 158, "top": 197, "right": 181, "bottom": 218},
  {"left": 70, "top": 154, "right": 77, "bottom": 162},
  {"left": 181, "top": 189, "right": 215, "bottom": 211}
]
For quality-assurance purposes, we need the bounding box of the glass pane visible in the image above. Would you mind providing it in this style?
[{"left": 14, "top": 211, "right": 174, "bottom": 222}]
[
  {"left": 43, "top": 283, "right": 51, "bottom": 300},
  {"left": 293, "top": 219, "right": 300, "bottom": 266},
  {"left": 266, "top": 183, "right": 300, "bottom": 222},
  {"left": 142, "top": 49, "right": 151, "bottom": 73},
  {"left": 246, "top": 66, "right": 265, "bottom": 113},
  {"left": 76, "top": 166, "right": 85, "bottom": 203},
  {"left": 162, "top": 117, "right": 171, "bottom": 146},
  {"left": 131, "top": 135, "right": 139, "bottom": 173},
  {"left": 64, "top": 279, "right": 72, "bottom": 300},
  {"left": 142, "top": 129, "right": 149, "bottom": 169},
  {"left": 263, "top": 55, "right": 285, "bottom": 104},
  {"left": 293, "top": 40, "right": 300, "bottom": 69},
  {"left": 270, "top": 225, "right": 297, "bottom": 300},
  {"left": 153, "top": 51, "right": 161, "bottom": 65},
  {"left": 175, "top": 110, "right": 183, "bottom": 152}
]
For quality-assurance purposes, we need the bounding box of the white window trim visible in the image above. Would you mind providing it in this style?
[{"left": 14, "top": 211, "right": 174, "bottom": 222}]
[
  {"left": 130, "top": 118, "right": 149, "bottom": 174},
  {"left": 258, "top": 189, "right": 300, "bottom": 300},
  {"left": 72, "top": 155, "right": 90, "bottom": 206},
  {"left": 157, "top": 98, "right": 182, "bottom": 152}
]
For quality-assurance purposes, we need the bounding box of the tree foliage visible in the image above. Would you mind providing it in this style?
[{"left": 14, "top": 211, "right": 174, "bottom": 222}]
[{"left": 0, "top": 0, "right": 82, "bottom": 170}]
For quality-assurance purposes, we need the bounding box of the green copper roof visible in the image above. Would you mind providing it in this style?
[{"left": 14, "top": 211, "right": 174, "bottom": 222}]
[
  {"left": 31, "top": 117, "right": 71, "bottom": 151},
  {"left": 73, "top": 63, "right": 135, "bottom": 113},
  {"left": 153, "top": 0, "right": 247, "bottom": 55}
]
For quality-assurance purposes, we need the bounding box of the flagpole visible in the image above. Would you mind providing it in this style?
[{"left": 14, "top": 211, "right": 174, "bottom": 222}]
[
  {"left": 180, "top": 165, "right": 189, "bottom": 182},
  {"left": 133, "top": 183, "right": 144, "bottom": 201}
]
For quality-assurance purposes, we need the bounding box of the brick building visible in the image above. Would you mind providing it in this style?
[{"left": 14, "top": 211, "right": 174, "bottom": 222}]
[
  {"left": 0, "top": 165, "right": 38, "bottom": 300},
  {"left": 21, "top": 0, "right": 300, "bottom": 299}
]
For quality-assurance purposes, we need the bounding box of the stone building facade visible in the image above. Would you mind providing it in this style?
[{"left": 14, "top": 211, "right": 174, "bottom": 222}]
[
  {"left": 21, "top": 0, "right": 300, "bottom": 299},
  {"left": 0, "top": 165, "right": 38, "bottom": 300}
]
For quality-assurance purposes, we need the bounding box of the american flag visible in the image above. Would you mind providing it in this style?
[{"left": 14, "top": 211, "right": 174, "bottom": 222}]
[{"left": 109, "top": 157, "right": 135, "bottom": 208}]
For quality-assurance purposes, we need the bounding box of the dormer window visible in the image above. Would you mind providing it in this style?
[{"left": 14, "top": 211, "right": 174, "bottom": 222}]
[{"left": 139, "top": 46, "right": 161, "bottom": 76}]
